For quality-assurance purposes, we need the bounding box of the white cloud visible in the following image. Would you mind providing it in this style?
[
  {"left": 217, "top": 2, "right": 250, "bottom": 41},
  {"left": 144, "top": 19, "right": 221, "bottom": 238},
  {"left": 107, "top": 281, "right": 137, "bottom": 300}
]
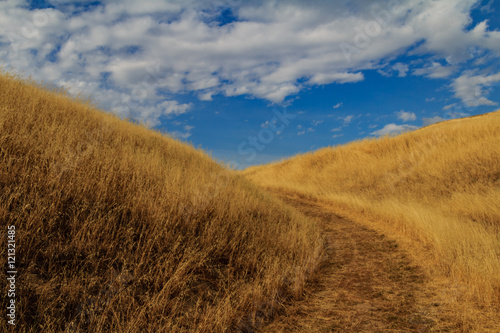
[
  {"left": 409, "top": 3, "right": 500, "bottom": 63},
  {"left": 413, "top": 62, "right": 456, "bottom": 79},
  {"left": 170, "top": 131, "right": 192, "bottom": 140},
  {"left": 333, "top": 102, "right": 343, "bottom": 109},
  {"left": 377, "top": 68, "right": 391, "bottom": 77},
  {"left": 160, "top": 100, "right": 191, "bottom": 116},
  {"left": 331, "top": 127, "right": 342, "bottom": 132},
  {"left": 0, "top": 0, "right": 499, "bottom": 126},
  {"left": 443, "top": 103, "right": 457, "bottom": 110},
  {"left": 451, "top": 71, "right": 500, "bottom": 106},
  {"left": 370, "top": 123, "right": 418, "bottom": 136},
  {"left": 395, "top": 110, "right": 416, "bottom": 122},
  {"left": 308, "top": 72, "right": 364, "bottom": 85},
  {"left": 422, "top": 116, "right": 445, "bottom": 126},
  {"left": 171, "top": 124, "right": 194, "bottom": 140},
  {"left": 445, "top": 110, "right": 469, "bottom": 118},
  {"left": 339, "top": 115, "right": 354, "bottom": 125},
  {"left": 480, "top": 0, "right": 495, "bottom": 14},
  {"left": 392, "top": 63, "right": 409, "bottom": 77}
]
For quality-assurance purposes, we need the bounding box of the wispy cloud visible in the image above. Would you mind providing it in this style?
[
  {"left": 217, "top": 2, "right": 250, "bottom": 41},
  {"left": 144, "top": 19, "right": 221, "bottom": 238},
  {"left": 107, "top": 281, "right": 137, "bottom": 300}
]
[
  {"left": 481, "top": 0, "right": 495, "bottom": 13},
  {"left": 339, "top": 115, "right": 354, "bottom": 126},
  {"left": 443, "top": 103, "right": 457, "bottom": 110},
  {"left": 392, "top": 63, "right": 409, "bottom": 77},
  {"left": 371, "top": 123, "right": 418, "bottom": 136},
  {"left": 413, "top": 62, "right": 456, "bottom": 79},
  {"left": 422, "top": 116, "right": 445, "bottom": 126},
  {"left": 171, "top": 125, "right": 195, "bottom": 140},
  {"left": 378, "top": 63, "right": 410, "bottom": 78}
]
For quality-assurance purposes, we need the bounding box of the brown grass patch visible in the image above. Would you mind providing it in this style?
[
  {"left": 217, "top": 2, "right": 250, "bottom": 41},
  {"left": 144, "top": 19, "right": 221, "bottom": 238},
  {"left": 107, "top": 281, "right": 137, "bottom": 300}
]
[
  {"left": 0, "top": 71, "right": 322, "bottom": 332},
  {"left": 244, "top": 110, "right": 500, "bottom": 330}
]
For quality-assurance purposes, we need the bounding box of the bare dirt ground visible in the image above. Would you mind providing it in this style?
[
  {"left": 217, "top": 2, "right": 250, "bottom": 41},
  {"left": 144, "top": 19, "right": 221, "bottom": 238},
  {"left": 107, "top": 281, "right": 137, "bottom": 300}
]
[{"left": 258, "top": 190, "right": 462, "bottom": 333}]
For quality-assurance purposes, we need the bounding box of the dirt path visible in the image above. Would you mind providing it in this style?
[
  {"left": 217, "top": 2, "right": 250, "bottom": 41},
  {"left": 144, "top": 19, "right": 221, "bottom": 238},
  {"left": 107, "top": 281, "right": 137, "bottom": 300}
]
[{"left": 259, "top": 191, "right": 447, "bottom": 333}]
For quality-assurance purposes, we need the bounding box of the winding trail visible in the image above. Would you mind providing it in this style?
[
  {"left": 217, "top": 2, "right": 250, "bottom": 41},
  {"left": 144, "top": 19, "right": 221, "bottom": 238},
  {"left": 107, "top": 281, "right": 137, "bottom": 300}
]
[{"left": 259, "top": 191, "right": 450, "bottom": 333}]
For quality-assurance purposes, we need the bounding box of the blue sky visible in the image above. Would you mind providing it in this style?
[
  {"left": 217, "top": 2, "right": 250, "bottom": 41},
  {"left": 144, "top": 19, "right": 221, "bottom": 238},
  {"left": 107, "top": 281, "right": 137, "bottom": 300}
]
[{"left": 1, "top": 0, "right": 500, "bottom": 168}]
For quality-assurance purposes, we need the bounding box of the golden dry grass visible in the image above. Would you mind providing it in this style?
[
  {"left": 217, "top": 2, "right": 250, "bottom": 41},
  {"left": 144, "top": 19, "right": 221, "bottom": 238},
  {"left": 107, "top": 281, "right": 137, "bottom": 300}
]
[
  {"left": 244, "top": 111, "right": 500, "bottom": 328},
  {"left": 0, "top": 71, "right": 323, "bottom": 332}
]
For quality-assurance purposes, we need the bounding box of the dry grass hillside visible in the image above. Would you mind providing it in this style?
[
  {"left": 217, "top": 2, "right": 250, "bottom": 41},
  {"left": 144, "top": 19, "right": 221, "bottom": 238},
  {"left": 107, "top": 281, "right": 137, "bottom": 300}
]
[
  {"left": 0, "top": 71, "right": 323, "bottom": 332},
  {"left": 244, "top": 111, "right": 500, "bottom": 325}
]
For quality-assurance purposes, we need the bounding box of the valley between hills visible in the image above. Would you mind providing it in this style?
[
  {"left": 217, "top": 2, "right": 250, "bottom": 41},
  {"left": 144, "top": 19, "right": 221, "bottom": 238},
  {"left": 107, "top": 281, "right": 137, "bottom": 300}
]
[{"left": 1, "top": 71, "right": 499, "bottom": 332}]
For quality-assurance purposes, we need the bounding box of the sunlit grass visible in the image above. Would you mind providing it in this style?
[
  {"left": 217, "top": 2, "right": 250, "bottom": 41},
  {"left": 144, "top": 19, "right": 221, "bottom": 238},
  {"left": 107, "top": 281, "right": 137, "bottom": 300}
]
[
  {"left": 244, "top": 110, "right": 500, "bottom": 326},
  {"left": 0, "top": 70, "right": 322, "bottom": 332}
]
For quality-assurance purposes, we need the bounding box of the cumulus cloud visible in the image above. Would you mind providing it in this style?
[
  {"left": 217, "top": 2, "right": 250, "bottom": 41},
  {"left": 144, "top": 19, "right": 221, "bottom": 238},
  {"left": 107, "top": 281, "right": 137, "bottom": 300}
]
[
  {"left": 395, "top": 110, "right": 417, "bottom": 122},
  {"left": 0, "top": 0, "right": 499, "bottom": 125},
  {"left": 409, "top": 2, "right": 500, "bottom": 63},
  {"left": 370, "top": 123, "right": 419, "bottom": 136},
  {"left": 451, "top": 71, "right": 500, "bottom": 106}
]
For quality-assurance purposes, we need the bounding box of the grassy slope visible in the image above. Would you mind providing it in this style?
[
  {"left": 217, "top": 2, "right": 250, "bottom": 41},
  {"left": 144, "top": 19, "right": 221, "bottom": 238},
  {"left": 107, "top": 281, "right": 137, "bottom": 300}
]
[
  {"left": 244, "top": 112, "right": 500, "bottom": 322},
  {"left": 0, "top": 72, "right": 322, "bottom": 332}
]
